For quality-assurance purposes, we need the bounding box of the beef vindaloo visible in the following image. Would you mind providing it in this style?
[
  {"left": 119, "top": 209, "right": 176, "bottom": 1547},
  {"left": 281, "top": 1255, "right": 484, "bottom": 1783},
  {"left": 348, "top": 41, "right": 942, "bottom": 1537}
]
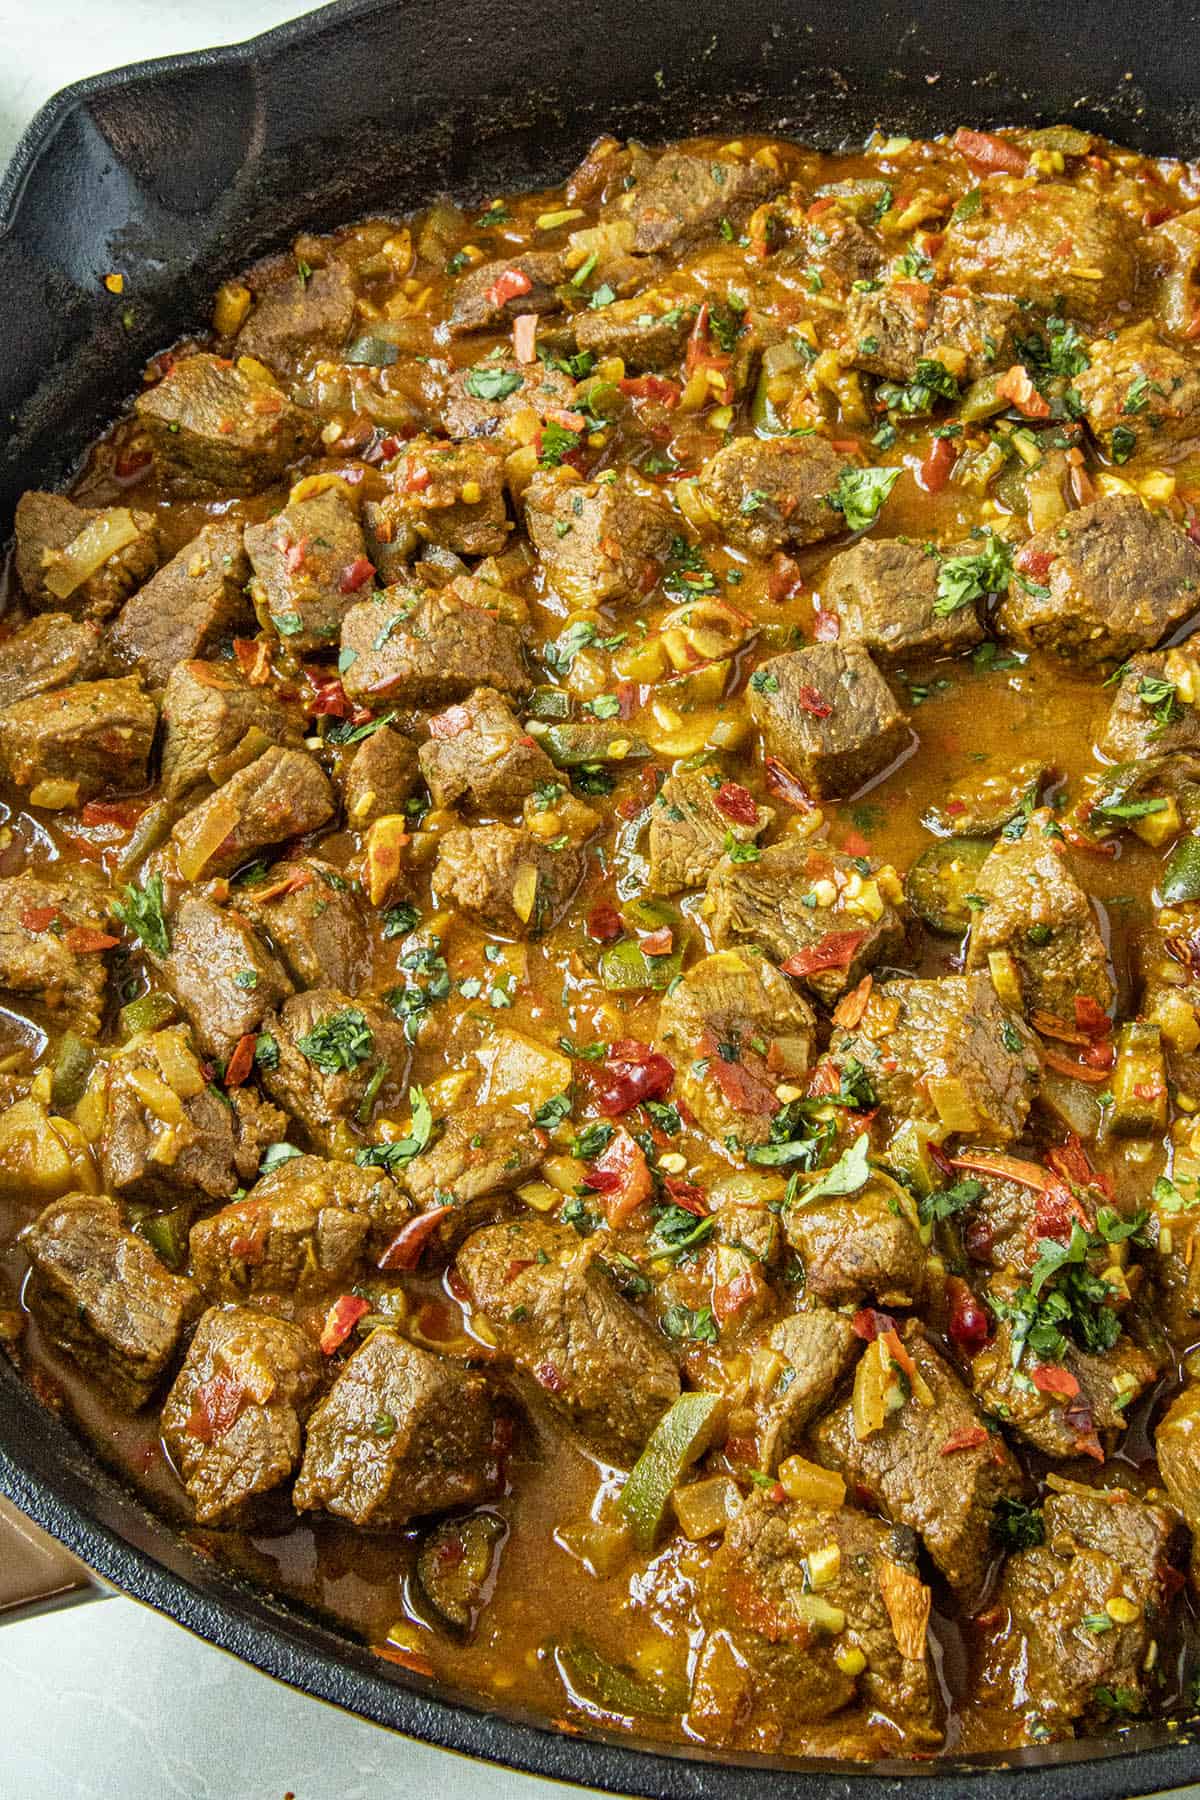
[{"left": 9, "top": 122, "right": 1200, "bottom": 1759}]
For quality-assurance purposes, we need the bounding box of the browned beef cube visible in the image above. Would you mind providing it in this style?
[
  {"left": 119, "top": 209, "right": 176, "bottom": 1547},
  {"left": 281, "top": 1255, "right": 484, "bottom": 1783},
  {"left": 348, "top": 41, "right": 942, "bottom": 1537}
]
[
  {"left": 455, "top": 1217, "right": 680, "bottom": 1464},
  {"left": 239, "top": 858, "right": 371, "bottom": 993},
  {"left": 236, "top": 259, "right": 357, "bottom": 370},
  {"left": 620, "top": 148, "right": 782, "bottom": 254},
  {"left": 245, "top": 487, "right": 370, "bottom": 653},
  {"left": 525, "top": 468, "right": 673, "bottom": 607},
  {"left": 697, "top": 436, "right": 853, "bottom": 557},
  {"left": 828, "top": 974, "right": 1040, "bottom": 1146},
  {"left": 134, "top": 354, "right": 318, "bottom": 490},
  {"left": 0, "top": 676, "right": 156, "bottom": 808},
  {"left": 375, "top": 436, "right": 509, "bottom": 556},
  {"left": 107, "top": 523, "right": 252, "bottom": 686},
  {"left": 13, "top": 491, "right": 160, "bottom": 619},
  {"left": 0, "top": 874, "right": 111, "bottom": 1036},
  {"left": 819, "top": 539, "right": 985, "bottom": 665},
  {"left": 707, "top": 837, "right": 906, "bottom": 1004},
  {"left": 404, "top": 1104, "right": 544, "bottom": 1249},
  {"left": 753, "top": 1307, "right": 859, "bottom": 1473},
  {"left": 21, "top": 1194, "right": 200, "bottom": 1408},
  {"left": 0, "top": 613, "right": 105, "bottom": 708},
  {"left": 448, "top": 249, "right": 565, "bottom": 336},
  {"left": 442, "top": 353, "right": 576, "bottom": 439},
  {"left": 260, "top": 987, "right": 410, "bottom": 1147},
  {"left": 169, "top": 747, "right": 335, "bottom": 881},
  {"left": 656, "top": 949, "right": 815, "bottom": 1152},
  {"left": 690, "top": 1495, "right": 935, "bottom": 1750},
  {"left": 843, "top": 284, "right": 1017, "bottom": 382},
  {"left": 100, "top": 1026, "right": 253, "bottom": 1206},
  {"left": 747, "top": 644, "right": 909, "bottom": 799},
  {"left": 340, "top": 584, "right": 530, "bottom": 707},
  {"left": 812, "top": 1323, "right": 1024, "bottom": 1597},
  {"left": 986, "top": 1491, "right": 1180, "bottom": 1728},
  {"left": 965, "top": 810, "right": 1114, "bottom": 1014},
  {"left": 248, "top": 1153, "right": 410, "bottom": 1253},
  {"left": 997, "top": 496, "right": 1200, "bottom": 665},
  {"left": 293, "top": 1328, "right": 502, "bottom": 1526},
  {"left": 801, "top": 209, "right": 883, "bottom": 291},
  {"left": 647, "top": 767, "right": 772, "bottom": 894},
  {"left": 342, "top": 724, "right": 420, "bottom": 827},
  {"left": 943, "top": 183, "right": 1137, "bottom": 325},
  {"left": 1155, "top": 1382, "right": 1200, "bottom": 1543},
  {"left": 432, "top": 823, "right": 585, "bottom": 936},
  {"left": 1076, "top": 323, "right": 1200, "bottom": 460},
  {"left": 1096, "top": 645, "right": 1200, "bottom": 761},
  {"left": 418, "top": 686, "right": 556, "bottom": 813},
  {"left": 362, "top": 496, "right": 417, "bottom": 584},
  {"left": 159, "top": 659, "right": 301, "bottom": 801},
  {"left": 190, "top": 1178, "right": 366, "bottom": 1300},
  {"left": 785, "top": 1170, "right": 929, "bottom": 1307},
  {"left": 161, "top": 1305, "right": 321, "bottom": 1525},
  {"left": 573, "top": 292, "right": 695, "bottom": 369},
  {"left": 154, "top": 894, "right": 293, "bottom": 1063}
]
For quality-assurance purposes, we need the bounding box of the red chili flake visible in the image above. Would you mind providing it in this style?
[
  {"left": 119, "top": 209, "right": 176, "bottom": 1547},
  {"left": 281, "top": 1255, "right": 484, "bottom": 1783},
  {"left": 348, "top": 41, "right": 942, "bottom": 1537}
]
[
  {"left": 952, "top": 127, "right": 1029, "bottom": 174},
  {"left": 536, "top": 1361, "right": 566, "bottom": 1394},
  {"left": 588, "top": 1126, "right": 653, "bottom": 1227},
  {"left": 703, "top": 1045, "right": 778, "bottom": 1117},
  {"left": 715, "top": 780, "right": 759, "bottom": 825},
  {"left": 840, "top": 828, "right": 871, "bottom": 857},
  {"left": 305, "top": 674, "right": 356, "bottom": 719},
  {"left": 62, "top": 925, "right": 120, "bottom": 955},
  {"left": 1082, "top": 1039, "right": 1116, "bottom": 1070},
  {"left": 782, "top": 931, "right": 867, "bottom": 978},
  {"left": 663, "top": 1176, "right": 708, "bottom": 1215},
  {"left": 946, "top": 1276, "right": 991, "bottom": 1353},
  {"left": 1041, "top": 1047, "right": 1112, "bottom": 1084},
  {"left": 378, "top": 1206, "right": 453, "bottom": 1271},
  {"left": 428, "top": 704, "right": 472, "bottom": 739},
  {"left": 223, "top": 1033, "right": 258, "bottom": 1089},
  {"left": 1073, "top": 995, "right": 1112, "bottom": 1039},
  {"left": 763, "top": 755, "right": 813, "bottom": 811},
  {"left": 618, "top": 374, "right": 681, "bottom": 406},
  {"left": 186, "top": 1373, "right": 246, "bottom": 1444},
  {"left": 940, "top": 1425, "right": 988, "bottom": 1456},
  {"left": 233, "top": 636, "right": 273, "bottom": 685},
  {"left": 339, "top": 554, "right": 376, "bottom": 594},
  {"left": 1032, "top": 1364, "right": 1081, "bottom": 1398},
  {"left": 402, "top": 463, "right": 432, "bottom": 494},
  {"left": 768, "top": 552, "right": 806, "bottom": 605},
  {"left": 832, "top": 974, "right": 873, "bottom": 1031},
  {"left": 806, "top": 1059, "right": 841, "bottom": 1098},
  {"left": 852, "top": 1308, "right": 897, "bottom": 1342},
  {"left": 585, "top": 902, "right": 624, "bottom": 943},
  {"left": 995, "top": 364, "right": 1052, "bottom": 419},
  {"left": 640, "top": 925, "right": 674, "bottom": 955},
  {"left": 795, "top": 684, "right": 833, "bottom": 719},
  {"left": 319, "top": 1294, "right": 371, "bottom": 1355},
  {"left": 485, "top": 267, "right": 534, "bottom": 308},
  {"left": 1015, "top": 543, "right": 1055, "bottom": 581},
  {"left": 596, "top": 1049, "right": 675, "bottom": 1116},
  {"left": 712, "top": 1269, "right": 761, "bottom": 1324},
  {"left": 19, "top": 906, "right": 61, "bottom": 933},
  {"left": 282, "top": 536, "right": 310, "bottom": 574}
]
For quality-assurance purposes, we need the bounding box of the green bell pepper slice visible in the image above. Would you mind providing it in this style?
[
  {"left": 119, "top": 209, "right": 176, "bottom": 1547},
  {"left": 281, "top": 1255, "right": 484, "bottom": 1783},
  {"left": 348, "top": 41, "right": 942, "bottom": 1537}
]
[{"left": 618, "top": 1390, "right": 724, "bottom": 1550}]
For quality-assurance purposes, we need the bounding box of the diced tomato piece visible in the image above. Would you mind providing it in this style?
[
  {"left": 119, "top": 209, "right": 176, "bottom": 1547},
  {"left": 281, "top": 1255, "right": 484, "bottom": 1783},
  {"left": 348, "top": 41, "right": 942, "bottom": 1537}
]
[
  {"left": 852, "top": 1307, "right": 897, "bottom": 1341},
  {"left": 20, "top": 906, "right": 61, "bottom": 933},
  {"left": 224, "top": 1032, "right": 258, "bottom": 1089},
  {"left": 186, "top": 1373, "right": 246, "bottom": 1444},
  {"left": 233, "top": 636, "right": 273, "bottom": 684},
  {"left": 61, "top": 926, "right": 119, "bottom": 954},
  {"left": 618, "top": 374, "right": 681, "bottom": 406},
  {"left": 1015, "top": 544, "right": 1056, "bottom": 580},
  {"left": 840, "top": 827, "right": 871, "bottom": 858},
  {"left": 714, "top": 780, "right": 759, "bottom": 825},
  {"left": 712, "top": 1268, "right": 763, "bottom": 1324},
  {"left": 319, "top": 1294, "right": 371, "bottom": 1355},
  {"left": 484, "top": 267, "right": 534, "bottom": 308},
  {"left": 940, "top": 1425, "right": 988, "bottom": 1455},
  {"left": 768, "top": 552, "right": 806, "bottom": 604},
  {"left": 1031, "top": 1363, "right": 1080, "bottom": 1399},
  {"left": 995, "top": 364, "right": 1052, "bottom": 419},
  {"left": 339, "top": 554, "right": 376, "bottom": 594},
  {"left": 919, "top": 434, "right": 958, "bottom": 493},
  {"left": 782, "top": 931, "right": 867, "bottom": 978},
  {"left": 585, "top": 902, "right": 624, "bottom": 943},
  {"left": 428, "top": 703, "right": 473, "bottom": 739},
  {"left": 795, "top": 684, "right": 833, "bottom": 719},
  {"left": 640, "top": 925, "right": 674, "bottom": 955},
  {"left": 378, "top": 1205, "right": 453, "bottom": 1271},
  {"left": 587, "top": 1126, "right": 653, "bottom": 1227},
  {"left": 952, "top": 127, "right": 1029, "bottom": 174}
]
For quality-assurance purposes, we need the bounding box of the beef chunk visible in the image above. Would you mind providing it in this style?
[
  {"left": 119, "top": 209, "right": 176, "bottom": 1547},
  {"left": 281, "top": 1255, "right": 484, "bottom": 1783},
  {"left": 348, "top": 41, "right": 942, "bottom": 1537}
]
[
  {"left": 342, "top": 724, "right": 420, "bottom": 828},
  {"left": 965, "top": 811, "right": 1114, "bottom": 1014},
  {"left": 190, "top": 1178, "right": 366, "bottom": 1300},
  {"left": 374, "top": 437, "right": 509, "bottom": 557},
  {"left": 819, "top": 539, "right": 985, "bottom": 664},
  {"left": 697, "top": 435, "right": 852, "bottom": 556},
  {"left": 573, "top": 292, "right": 695, "bottom": 369},
  {"left": 690, "top": 1495, "right": 935, "bottom": 1750},
  {"left": 21, "top": 1194, "right": 200, "bottom": 1408},
  {"left": 1155, "top": 1382, "right": 1200, "bottom": 1542},
  {"left": 448, "top": 250, "right": 565, "bottom": 336},
  {"left": 100, "top": 1026, "right": 252, "bottom": 1206},
  {"left": 169, "top": 747, "right": 335, "bottom": 881},
  {"left": 248, "top": 1153, "right": 410, "bottom": 1252},
  {"left": 0, "top": 873, "right": 110, "bottom": 1035},
  {"left": 1076, "top": 323, "right": 1200, "bottom": 459},
  {"left": 293, "top": 1328, "right": 502, "bottom": 1526},
  {"left": 620, "top": 148, "right": 781, "bottom": 254},
  {"left": 525, "top": 469, "right": 673, "bottom": 607},
  {"left": 432, "top": 823, "right": 585, "bottom": 936},
  {"left": 340, "top": 584, "right": 530, "bottom": 707},
  {"left": 159, "top": 659, "right": 301, "bottom": 801},
  {"left": 753, "top": 1308, "right": 859, "bottom": 1472},
  {"left": 161, "top": 1305, "right": 321, "bottom": 1525},
  {"left": 707, "top": 837, "right": 906, "bottom": 1004},
  {"left": 647, "top": 767, "right": 772, "bottom": 894},
  {"left": 987, "top": 1490, "right": 1180, "bottom": 1729},
  {"left": 997, "top": 495, "right": 1200, "bottom": 665},
  {"left": 239, "top": 859, "right": 371, "bottom": 992},
  {"left": 1096, "top": 645, "right": 1200, "bottom": 761},
  {"left": 135, "top": 354, "right": 318, "bottom": 490},
  {"left": 0, "top": 613, "right": 105, "bottom": 708},
  {"left": 259, "top": 987, "right": 410, "bottom": 1147},
  {"left": 107, "top": 522, "right": 252, "bottom": 686},
  {"left": 843, "top": 284, "right": 1018, "bottom": 383},
  {"left": 812, "top": 1323, "right": 1024, "bottom": 1597},
  {"left": 799, "top": 209, "right": 883, "bottom": 290},
  {"left": 828, "top": 974, "right": 1040, "bottom": 1146},
  {"left": 236, "top": 259, "right": 357, "bottom": 370},
  {"left": 418, "top": 686, "right": 556, "bottom": 813},
  {"left": 656, "top": 949, "right": 815, "bottom": 1151},
  {"left": 747, "top": 644, "right": 909, "bottom": 799},
  {"left": 1135, "top": 903, "right": 1200, "bottom": 1141},
  {"left": 443, "top": 353, "right": 576, "bottom": 439},
  {"left": 154, "top": 894, "right": 293, "bottom": 1062},
  {"left": 404, "top": 1104, "right": 543, "bottom": 1248},
  {"left": 245, "top": 487, "right": 370, "bottom": 653},
  {"left": 785, "top": 1171, "right": 929, "bottom": 1307},
  {"left": 14, "top": 491, "right": 160, "bottom": 620},
  {"left": 0, "top": 676, "right": 156, "bottom": 807},
  {"left": 455, "top": 1216, "right": 679, "bottom": 1464},
  {"left": 943, "top": 184, "right": 1137, "bottom": 325}
]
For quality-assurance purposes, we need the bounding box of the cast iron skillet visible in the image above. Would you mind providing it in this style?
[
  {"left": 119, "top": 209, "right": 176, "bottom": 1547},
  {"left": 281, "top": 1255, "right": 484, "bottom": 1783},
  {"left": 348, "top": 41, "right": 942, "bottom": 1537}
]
[{"left": 3, "top": 1, "right": 1200, "bottom": 1791}]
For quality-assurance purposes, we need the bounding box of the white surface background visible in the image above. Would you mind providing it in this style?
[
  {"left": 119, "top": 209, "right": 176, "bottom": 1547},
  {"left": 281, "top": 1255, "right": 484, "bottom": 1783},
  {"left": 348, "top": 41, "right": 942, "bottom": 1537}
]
[
  {"left": 0, "top": 4, "right": 603, "bottom": 1796},
  {"left": 0, "top": 8, "right": 1197, "bottom": 1800}
]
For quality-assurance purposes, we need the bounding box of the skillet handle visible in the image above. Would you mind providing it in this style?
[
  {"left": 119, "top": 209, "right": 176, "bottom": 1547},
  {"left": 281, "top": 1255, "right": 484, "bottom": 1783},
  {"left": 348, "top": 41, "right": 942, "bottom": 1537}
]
[{"left": 0, "top": 1495, "right": 104, "bottom": 1622}]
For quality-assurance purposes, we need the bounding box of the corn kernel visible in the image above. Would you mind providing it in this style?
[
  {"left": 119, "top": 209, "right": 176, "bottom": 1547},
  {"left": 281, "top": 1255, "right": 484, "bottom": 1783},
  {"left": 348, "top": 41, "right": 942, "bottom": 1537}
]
[
  {"left": 1105, "top": 1595, "right": 1140, "bottom": 1625},
  {"left": 834, "top": 1645, "right": 867, "bottom": 1677},
  {"left": 460, "top": 480, "right": 482, "bottom": 505},
  {"left": 658, "top": 1151, "right": 687, "bottom": 1174}
]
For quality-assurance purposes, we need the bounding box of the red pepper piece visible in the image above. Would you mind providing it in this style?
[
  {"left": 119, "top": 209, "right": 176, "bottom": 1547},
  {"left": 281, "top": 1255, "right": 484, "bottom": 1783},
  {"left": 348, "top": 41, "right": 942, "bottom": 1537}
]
[
  {"left": 714, "top": 780, "right": 759, "bottom": 825},
  {"left": 319, "top": 1294, "right": 371, "bottom": 1355},
  {"left": 952, "top": 127, "right": 1029, "bottom": 174},
  {"left": 782, "top": 930, "right": 867, "bottom": 978},
  {"left": 484, "top": 267, "right": 534, "bottom": 309},
  {"left": 378, "top": 1205, "right": 454, "bottom": 1271}
]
